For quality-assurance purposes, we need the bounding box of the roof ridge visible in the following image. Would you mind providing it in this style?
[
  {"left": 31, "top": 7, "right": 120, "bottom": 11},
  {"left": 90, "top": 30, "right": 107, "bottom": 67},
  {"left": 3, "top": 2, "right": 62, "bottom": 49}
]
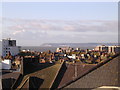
[{"left": 59, "top": 54, "right": 119, "bottom": 89}]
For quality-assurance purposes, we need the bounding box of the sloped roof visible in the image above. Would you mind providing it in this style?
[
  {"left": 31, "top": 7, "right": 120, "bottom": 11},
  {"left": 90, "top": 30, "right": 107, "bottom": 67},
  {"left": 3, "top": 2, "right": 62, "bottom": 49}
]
[
  {"left": 64, "top": 55, "right": 120, "bottom": 88},
  {"left": 58, "top": 63, "right": 97, "bottom": 88},
  {"left": 14, "top": 61, "right": 64, "bottom": 89},
  {"left": 2, "top": 71, "right": 21, "bottom": 89}
]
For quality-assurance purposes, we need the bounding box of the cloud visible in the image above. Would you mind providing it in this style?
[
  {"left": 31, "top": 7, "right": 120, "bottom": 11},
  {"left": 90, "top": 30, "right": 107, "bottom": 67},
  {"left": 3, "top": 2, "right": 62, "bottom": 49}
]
[
  {"left": 3, "top": 17, "right": 117, "bottom": 34},
  {"left": 12, "top": 29, "right": 25, "bottom": 35},
  {"left": 2, "top": 17, "right": 118, "bottom": 45}
]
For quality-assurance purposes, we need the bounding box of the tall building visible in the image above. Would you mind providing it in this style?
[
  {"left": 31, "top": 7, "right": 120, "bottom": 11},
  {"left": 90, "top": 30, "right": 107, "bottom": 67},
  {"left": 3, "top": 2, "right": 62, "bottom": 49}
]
[{"left": 2, "top": 38, "right": 21, "bottom": 57}]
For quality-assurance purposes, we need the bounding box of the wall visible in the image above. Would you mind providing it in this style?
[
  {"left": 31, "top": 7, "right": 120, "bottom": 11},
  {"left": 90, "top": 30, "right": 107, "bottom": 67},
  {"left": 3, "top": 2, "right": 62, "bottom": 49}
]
[{"left": 2, "top": 59, "right": 11, "bottom": 69}]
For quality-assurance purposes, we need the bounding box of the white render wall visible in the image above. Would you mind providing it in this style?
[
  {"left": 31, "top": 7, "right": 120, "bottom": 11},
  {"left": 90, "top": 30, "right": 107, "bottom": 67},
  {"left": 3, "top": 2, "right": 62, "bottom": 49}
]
[
  {"left": 2, "top": 59, "right": 11, "bottom": 69},
  {"left": 2, "top": 46, "right": 20, "bottom": 57},
  {"left": 7, "top": 46, "right": 20, "bottom": 56},
  {"left": 2, "top": 39, "right": 21, "bottom": 57}
]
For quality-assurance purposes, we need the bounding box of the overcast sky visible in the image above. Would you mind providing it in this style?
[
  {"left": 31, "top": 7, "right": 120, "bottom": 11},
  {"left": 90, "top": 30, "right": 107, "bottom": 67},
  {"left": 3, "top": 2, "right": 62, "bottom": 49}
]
[{"left": 1, "top": 2, "right": 118, "bottom": 46}]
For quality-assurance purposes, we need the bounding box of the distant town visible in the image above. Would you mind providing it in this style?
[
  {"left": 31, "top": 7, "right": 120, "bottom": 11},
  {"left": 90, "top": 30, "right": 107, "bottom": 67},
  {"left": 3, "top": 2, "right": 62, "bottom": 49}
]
[
  {"left": 1, "top": 38, "right": 120, "bottom": 65},
  {"left": 1, "top": 38, "right": 120, "bottom": 89}
]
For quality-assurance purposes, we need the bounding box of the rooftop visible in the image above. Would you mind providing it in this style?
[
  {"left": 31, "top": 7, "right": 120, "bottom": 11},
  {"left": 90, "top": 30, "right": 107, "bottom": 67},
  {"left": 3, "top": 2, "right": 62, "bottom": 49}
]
[
  {"left": 64, "top": 55, "right": 120, "bottom": 88},
  {"left": 11, "top": 61, "right": 64, "bottom": 89},
  {"left": 1, "top": 53, "right": 120, "bottom": 89}
]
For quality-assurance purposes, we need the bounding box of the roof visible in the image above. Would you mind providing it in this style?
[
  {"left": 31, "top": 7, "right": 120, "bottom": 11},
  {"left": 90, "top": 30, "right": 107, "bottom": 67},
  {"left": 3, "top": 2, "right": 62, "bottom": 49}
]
[
  {"left": 64, "top": 55, "right": 120, "bottom": 88},
  {"left": 2, "top": 71, "right": 20, "bottom": 80},
  {"left": 2, "top": 71, "right": 21, "bottom": 89},
  {"left": 12, "top": 61, "right": 64, "bottom": 89},
  {"left": 58, "top": 62, "right": 97, "bottom": 88},
  {"left": 2, "top": 54, "right": 120, "bottom": 89}
]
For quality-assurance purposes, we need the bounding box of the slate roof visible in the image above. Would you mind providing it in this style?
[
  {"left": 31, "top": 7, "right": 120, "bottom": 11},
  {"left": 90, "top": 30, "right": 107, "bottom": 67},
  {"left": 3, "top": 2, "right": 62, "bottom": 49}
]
[
  {"left": 2, "top": 54, "right": 120, "bottom": 89},
  {"left": 11, "top": 61, "right": 64, "bottom": 89},
  {"left": 58, "top": 63, "right": 97, "bottom": 88},
  {"left": 64, "top": 55, "right": 120, "bottom": 89},
  {"left": 2, "top": 71, "right": 21, "bottom": 89}
]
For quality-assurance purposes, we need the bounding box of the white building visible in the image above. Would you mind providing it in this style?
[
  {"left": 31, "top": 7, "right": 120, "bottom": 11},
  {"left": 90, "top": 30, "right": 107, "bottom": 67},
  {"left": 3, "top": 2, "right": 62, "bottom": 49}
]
[
  {"left": 2, "top": 38, "right": 21, "bottom": 57},
  {"left": 94, "top": 45, "right": 108, "bottom": 52},
  {"left": 108, "top": 45, "right": 120, "bottom": 54},
  {"left": 56, "top": 47, "right": 73, "bottom": 53},
  {"left": 94, "top": 45, "right": 120, "bottom": 54},
  {"left": 2, "top": 59, "right": 11, "bottom": 69},
  {"left": 67, "top": 54, "right": 76, "bottom": 59}
]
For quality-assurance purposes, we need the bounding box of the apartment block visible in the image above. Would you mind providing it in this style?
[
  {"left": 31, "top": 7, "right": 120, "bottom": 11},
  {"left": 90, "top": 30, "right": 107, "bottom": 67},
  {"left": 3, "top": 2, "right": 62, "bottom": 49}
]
[{"left": 2, "top": 38, "right": 21, "bottom": 57}]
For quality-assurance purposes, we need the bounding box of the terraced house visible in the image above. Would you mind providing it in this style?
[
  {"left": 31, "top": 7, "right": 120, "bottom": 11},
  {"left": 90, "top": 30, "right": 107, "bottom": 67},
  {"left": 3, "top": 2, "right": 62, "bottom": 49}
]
[{"left": 1, "top": 51, "right": 120, "bottom": 89}]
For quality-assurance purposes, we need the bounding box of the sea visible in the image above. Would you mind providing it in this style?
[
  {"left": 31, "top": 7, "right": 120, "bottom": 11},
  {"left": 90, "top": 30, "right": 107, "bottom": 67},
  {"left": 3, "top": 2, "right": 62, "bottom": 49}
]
[
  {"left": 21, "top": 46, "right": 57, "bottom": 52},
  {"left": 0, "top": 45, "right": 95, "bottom": 56},
  {"left": 21, "top": 43, "right": 118, "bottom": 52},
  {"left": 21, "top": 46, "right": 95, "bottom": 52},
  {"left": 0, "top": 42, "right": 118, "bottom": 55}
]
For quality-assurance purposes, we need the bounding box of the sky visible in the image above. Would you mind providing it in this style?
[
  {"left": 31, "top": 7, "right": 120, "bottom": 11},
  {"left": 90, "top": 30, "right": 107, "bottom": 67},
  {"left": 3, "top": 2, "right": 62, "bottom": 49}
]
[{"left": 1, "top": 2, "right": 118, "bottom": 46}]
